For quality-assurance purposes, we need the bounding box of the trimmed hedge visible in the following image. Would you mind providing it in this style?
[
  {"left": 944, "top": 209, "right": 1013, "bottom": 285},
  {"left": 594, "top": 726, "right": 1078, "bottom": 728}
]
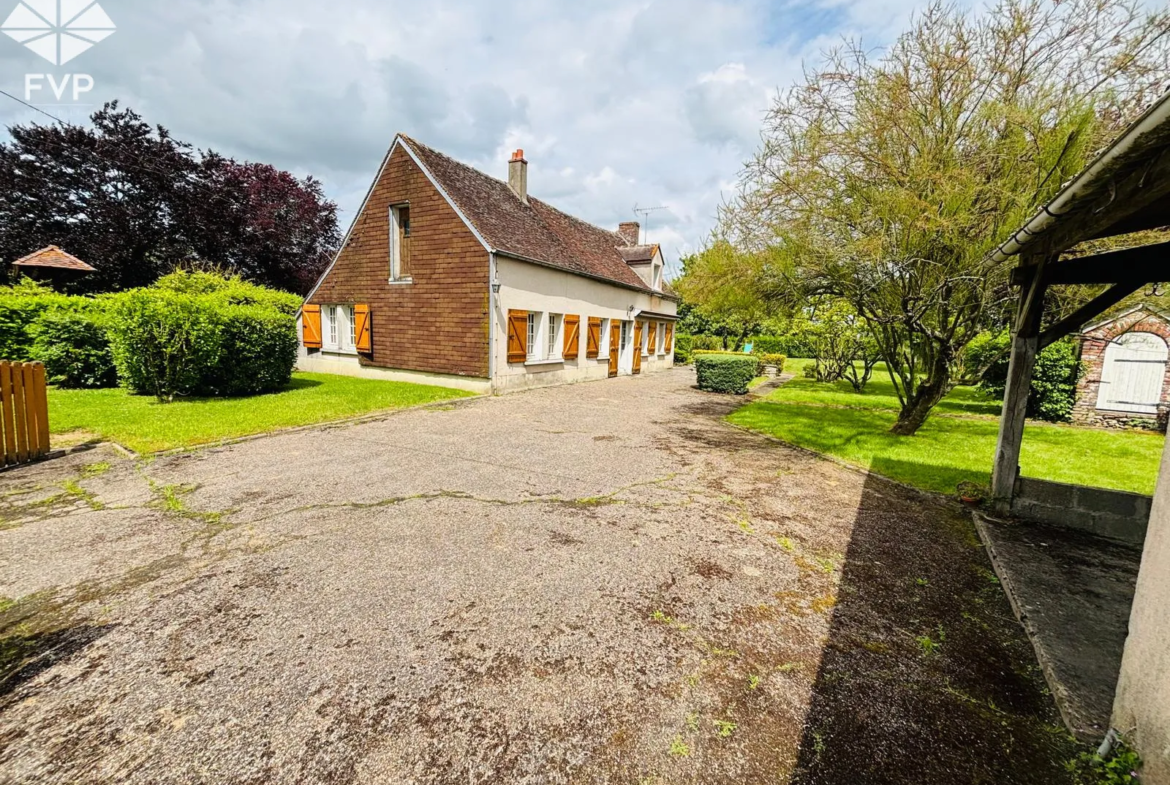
[
  {"left": 210, "top": 304, "right": 297, "bottom": 396},
  {"left": 153, "top": 270, "right": 303, "bottom": 316},
  {"left": 759, "top": 353, "right": 786, "bottom": 371},
  {"left": 750, "top": 334, "right": 815, "bottom": 359},
  {"left": 31, "top": 306, "right": 117, "bottom": 388},
  {"left": 0, "top": 279, "right": 72, "bottom": 361},
  {"left": 108, "top": 289, "right": 224, "bottom": 401},
  {"left": 108, "top": 286, "right": 298, "bottom": 401},
  {"left": 695, "top": 353, "right": 759, "bottom": 394}
]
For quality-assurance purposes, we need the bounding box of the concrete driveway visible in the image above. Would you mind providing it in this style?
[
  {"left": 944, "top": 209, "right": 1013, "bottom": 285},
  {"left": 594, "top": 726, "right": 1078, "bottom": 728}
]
[{"left": 0, "top": 369, "right": 1076, "bottom": 784}]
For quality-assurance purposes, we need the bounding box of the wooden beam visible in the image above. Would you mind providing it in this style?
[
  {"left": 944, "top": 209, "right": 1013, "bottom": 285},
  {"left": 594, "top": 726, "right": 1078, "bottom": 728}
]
[
  {"left": 991, "top": 262, "right": 1048, "bottom": 506},
  {"left": 1039, "top": 281, "right": 1147, "bottom": 349},
  {"left": 1009, "top": 240, "right": 1170, "bottom": 286}
]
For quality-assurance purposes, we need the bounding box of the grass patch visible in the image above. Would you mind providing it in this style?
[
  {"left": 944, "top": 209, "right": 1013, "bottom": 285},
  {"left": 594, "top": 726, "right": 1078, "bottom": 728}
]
[
  {"left": 729, "top": 359, "right": 1162, "bottom": 496},
  {"left": 49, "top": 372, "right": 472, "bottom": 454}
]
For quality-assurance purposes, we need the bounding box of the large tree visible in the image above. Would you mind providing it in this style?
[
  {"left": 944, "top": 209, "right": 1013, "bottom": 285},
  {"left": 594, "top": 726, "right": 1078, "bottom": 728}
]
[
  {"left": 716, "top": 0, "right": 1170, "bottom": 434},
  {"left": 0, "top": 103, "right": 339, "bottom": 293}
]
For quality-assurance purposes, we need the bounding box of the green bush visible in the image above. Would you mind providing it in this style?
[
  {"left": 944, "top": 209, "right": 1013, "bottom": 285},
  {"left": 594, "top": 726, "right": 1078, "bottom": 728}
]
[
  {"left": 695, "top": 353, "right": 759, "bottom": 394},
  {"left": 690, "top": 334, "right": 724, "bottom": 352},
  {"left": 750, "top": 333, "right": 815, "bottom": 358},
  {"left": 154, "top": 270, "right": 303, "bottom": 316},
  {"left": 0, "top": 278, "right": 71, "bottom": 361},
  {"left": 979, "top": 336, "right": 1084, "bottom": 422},
  {"left": 759, "top": 353, "right": 786, "bottom": 371},
  {"left": 208, "top": 304, "right": 297, "bottom": 396},
  {"left": 673, "top": 333, "right": 693, "bottom": 364},
  {"left": 30, "top": 306, "right": 117, "bottom": 388},
  {"left": 108, "top": 289, "right": 223, "bottom": 401}
]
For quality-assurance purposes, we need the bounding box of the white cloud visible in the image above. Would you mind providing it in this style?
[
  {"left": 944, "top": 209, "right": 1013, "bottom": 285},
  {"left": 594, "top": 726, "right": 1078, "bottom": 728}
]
[{"left": 0, "top": 0, "right": 934, "bottom": 266}]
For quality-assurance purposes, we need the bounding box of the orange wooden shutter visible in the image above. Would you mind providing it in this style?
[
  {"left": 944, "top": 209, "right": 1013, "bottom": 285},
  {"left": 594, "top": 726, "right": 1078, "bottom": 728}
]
[
  {"left": 302, "top": 304, "right": 322, "bottom": 348},
  {"left": 648, "top": 321, "right": 658, "bottom": 354},
  {"left": 354, "top": 304, "right": 372, "bottom": 352},
  {"left": 665, "top": 323, "right": 674, "bottom": 352},
  {"left": 507, "top": 310, "right": 528, "bottom": 363},
  {"left": 563, "top": 315, "right": 580, "bottom": 360},
  {"left": 586, "top": 317, "right": 601, "bottom": 358}
]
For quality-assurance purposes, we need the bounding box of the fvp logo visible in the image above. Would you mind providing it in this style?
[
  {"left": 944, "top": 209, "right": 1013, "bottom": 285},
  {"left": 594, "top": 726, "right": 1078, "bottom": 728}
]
[{"left": 1, "top": 0, "right": 114, "bottom": 66}]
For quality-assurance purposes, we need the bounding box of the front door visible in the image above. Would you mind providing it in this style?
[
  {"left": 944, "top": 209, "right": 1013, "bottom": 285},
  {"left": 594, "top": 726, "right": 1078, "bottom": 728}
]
[
  {"left": 633, "top": 321, "right": 643, "bottom": 375},
  {"left": 608, "top": 323, "right": 620, "bottom": 377}
]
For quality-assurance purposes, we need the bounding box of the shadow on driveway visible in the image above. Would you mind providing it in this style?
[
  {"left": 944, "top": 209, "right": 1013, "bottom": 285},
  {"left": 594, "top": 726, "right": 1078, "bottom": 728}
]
[{"left": 790, "top": 456, "right": 1080, "bottom": 784}]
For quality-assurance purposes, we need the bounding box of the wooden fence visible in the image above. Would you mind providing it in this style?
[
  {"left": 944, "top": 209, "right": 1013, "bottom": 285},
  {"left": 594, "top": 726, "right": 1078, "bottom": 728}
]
[{"left": 0, "top": 361, "right": 49, "bottom": 466}]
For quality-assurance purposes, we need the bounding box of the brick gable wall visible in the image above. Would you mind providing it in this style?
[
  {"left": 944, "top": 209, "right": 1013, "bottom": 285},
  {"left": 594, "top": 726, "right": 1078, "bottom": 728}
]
[
  {"left": 1073, "top": 308, "right": 1170, "bottom": 430},
  {"left": 308, "top": 146, "right": 490, "bottom": 378}
]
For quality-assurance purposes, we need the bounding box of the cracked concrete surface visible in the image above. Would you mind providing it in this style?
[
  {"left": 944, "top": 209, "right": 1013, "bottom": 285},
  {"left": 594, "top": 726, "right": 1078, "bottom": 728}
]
[{"left": 0, "top": 369, "right": 1072, "bottom": 784}]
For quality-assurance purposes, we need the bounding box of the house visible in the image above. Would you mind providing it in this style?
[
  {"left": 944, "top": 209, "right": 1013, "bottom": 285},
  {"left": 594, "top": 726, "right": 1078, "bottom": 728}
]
[
  {"left": 1072, "top": 305, "right": 1170, "bottom": 431},
  {"left": 297, "top": 136, "right": 679, "bottom": 394}
]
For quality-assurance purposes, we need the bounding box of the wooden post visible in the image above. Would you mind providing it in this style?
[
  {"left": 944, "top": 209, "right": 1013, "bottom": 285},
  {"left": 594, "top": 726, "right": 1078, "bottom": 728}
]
[{"left": 991, "top": 261, "right": 1048, "bottom": 508}]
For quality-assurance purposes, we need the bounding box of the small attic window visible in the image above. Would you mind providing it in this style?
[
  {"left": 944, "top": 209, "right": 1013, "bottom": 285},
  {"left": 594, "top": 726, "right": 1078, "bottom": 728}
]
[{"left": 390, "top": 204, "right": 412, "bottom": 281}]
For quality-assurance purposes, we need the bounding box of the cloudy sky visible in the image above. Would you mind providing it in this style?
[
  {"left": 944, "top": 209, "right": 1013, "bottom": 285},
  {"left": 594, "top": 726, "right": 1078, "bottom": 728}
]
[{"left": 0, "top": 0, "right": 935, "bottom": 275}]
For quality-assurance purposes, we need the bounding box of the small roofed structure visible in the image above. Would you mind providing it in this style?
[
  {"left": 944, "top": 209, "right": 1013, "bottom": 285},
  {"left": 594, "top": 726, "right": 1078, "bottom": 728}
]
[{"left": 11, "top": 246, "right": 96, "bottom": 287}]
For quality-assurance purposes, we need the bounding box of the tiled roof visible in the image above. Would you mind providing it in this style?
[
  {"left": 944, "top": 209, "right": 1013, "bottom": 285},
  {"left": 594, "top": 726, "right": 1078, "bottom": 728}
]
[
  {"left": 11, "top": 245, "right": 96, "bottom": 272},
  {"left": 618, "top": 244, "right": 658, "bottom": 264},
  {"left": 402, "top": 136, "right": 675, "bottom": 297}
]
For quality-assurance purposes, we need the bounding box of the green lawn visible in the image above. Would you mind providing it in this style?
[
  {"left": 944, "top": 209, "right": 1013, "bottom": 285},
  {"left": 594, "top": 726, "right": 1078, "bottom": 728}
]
[
  {"left": 49, "top": 372, "right": 473, "bottom": 454},
  {"left": 730, "top": 359, "right": 1163, "bottom": 496}
]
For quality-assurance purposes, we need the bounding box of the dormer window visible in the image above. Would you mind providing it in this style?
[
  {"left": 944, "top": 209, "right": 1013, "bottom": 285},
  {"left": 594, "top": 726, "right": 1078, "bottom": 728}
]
[{"left": 653, "top": 262, "right": 662, "bottom": 290}]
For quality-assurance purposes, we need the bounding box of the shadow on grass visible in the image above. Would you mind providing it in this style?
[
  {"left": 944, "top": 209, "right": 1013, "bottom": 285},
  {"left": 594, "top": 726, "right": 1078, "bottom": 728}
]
[
  {"left": 788, "top": 456, "right": 1079, "bottom": 784},
  {"left": 125, "top": 377, "right": 327, "bottom": 406}
]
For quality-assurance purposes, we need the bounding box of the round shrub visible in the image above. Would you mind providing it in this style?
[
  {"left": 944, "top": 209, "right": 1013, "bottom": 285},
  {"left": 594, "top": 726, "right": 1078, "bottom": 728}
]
[
  {"left": 31, "top": 306, "right": 117, "bottom": 388},
  {"left": 108, "top": 289, "right": 224, "bottom": 401},
  {"left": 207, "top": 304, "right": 297, "bottom": 396},
  {"left": 695, "top": 353, "right": 759, "bottom": 394}
]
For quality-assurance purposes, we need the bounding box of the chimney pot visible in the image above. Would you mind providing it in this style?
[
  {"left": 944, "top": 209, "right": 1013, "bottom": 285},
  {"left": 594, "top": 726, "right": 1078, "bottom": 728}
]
[
  {"left": 618, "top": 222, "right": 641, "bottom": 245},
  {"left": 511, "top": 148, "right": 525, "bottom": 162}
]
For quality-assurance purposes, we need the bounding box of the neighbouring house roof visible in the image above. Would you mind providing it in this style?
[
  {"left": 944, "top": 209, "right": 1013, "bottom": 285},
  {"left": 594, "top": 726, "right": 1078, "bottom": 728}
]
[
  {"left": 400, "top": 135, "right": 677, "bottom": 299},
  {"left": 11, "top": 245, "right": 96, "bottom": 272}
]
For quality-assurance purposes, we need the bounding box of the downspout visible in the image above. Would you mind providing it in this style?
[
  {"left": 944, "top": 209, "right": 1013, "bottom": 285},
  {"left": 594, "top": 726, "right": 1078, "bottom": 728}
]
[
  {"left": 990, "top": 91, "right": 1170, "bottom": 263},
  {"left": 488, "top": 252, "right": 498, "bottom": 394}
]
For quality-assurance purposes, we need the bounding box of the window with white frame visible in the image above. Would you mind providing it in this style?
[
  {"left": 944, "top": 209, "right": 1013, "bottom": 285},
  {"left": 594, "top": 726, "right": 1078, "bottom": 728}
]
[
  {"left": 657, "top": 322, "right": 666, "bottom": 354},
  {"left": 600, "top": 318, "right": 610, "bottom": 353},
  {"left": 321, "top": 304, "right": 355, "bottom": 354},
  {"left": 389, "top": 204, "right": 412, "bottom": 281},
  {"left": 620, "top": 321, "right": 629, "bottom": 351},
  {"left": 653, "top": 263, "right": 663, "bottom": 290},
  {"left": 547, "top": 313, "right": 562, "bottom": 360},
  {"left": 526, "top": 312, "right": 539, "bottom": 361}
]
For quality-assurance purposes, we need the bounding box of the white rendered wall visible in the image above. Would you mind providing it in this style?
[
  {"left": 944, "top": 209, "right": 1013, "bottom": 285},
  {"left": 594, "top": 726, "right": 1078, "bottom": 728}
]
[{"left": 491, "top": 256, "right": 677, "bottom": 393}]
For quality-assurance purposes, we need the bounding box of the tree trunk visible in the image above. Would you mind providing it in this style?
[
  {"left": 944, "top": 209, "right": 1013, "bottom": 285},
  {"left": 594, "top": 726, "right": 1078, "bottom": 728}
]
[{"left": 890, "top": 354, "right": 952, "bottom": 436}]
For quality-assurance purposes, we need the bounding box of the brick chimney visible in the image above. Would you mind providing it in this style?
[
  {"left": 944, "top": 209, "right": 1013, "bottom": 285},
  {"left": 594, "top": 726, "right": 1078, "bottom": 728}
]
[
  {"left": 617, "top": 222, "right": 640, "bottom": 245},
  {"left": 508, "top": 149, "right": 528, "bottom": 203}
]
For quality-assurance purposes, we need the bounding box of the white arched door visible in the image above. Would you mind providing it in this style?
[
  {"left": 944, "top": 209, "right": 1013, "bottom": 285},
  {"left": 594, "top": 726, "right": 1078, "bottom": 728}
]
[{"left": 1096, "top": 331, "right": 1169, "bottom": 414}]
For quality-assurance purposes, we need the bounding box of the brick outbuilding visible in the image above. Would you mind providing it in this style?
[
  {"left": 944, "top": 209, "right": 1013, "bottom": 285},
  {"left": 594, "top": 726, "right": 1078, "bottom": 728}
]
[{"left": 1072, "top": 305, "right": 1170, "bottom": 430}]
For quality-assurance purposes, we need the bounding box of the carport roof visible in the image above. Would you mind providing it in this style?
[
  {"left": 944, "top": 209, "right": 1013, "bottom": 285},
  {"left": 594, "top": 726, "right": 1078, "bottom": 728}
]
[{"left": 992, "top": 90, "right": 1170, "bottom": 262}]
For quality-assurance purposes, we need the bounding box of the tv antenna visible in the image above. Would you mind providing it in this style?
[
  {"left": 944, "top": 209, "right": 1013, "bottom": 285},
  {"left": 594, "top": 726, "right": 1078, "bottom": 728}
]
[{"left": 632, "top": 203, "right": 668, "bottom": 244}]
